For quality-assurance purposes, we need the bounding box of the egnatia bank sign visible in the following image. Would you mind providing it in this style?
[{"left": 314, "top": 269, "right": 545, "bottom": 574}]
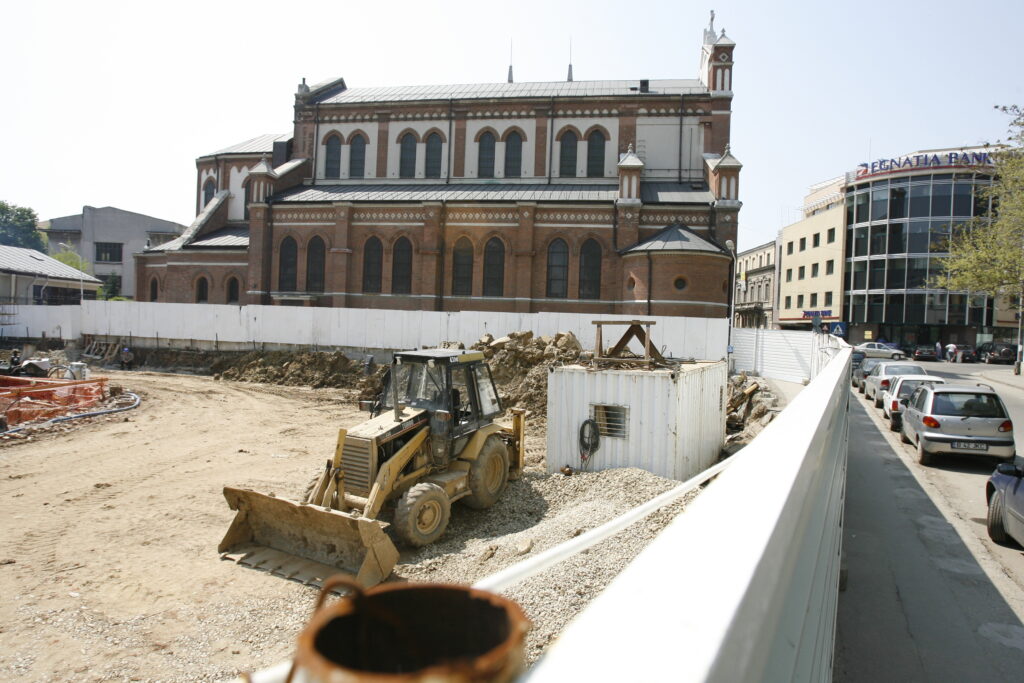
[{"left": 855, "top": 149, "right": 993, "bottom": 179}]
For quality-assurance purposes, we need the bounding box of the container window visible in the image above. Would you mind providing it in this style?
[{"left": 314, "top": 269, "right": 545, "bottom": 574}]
[{"left": 591, "top": 404, "right": 628, "bottom": 438}]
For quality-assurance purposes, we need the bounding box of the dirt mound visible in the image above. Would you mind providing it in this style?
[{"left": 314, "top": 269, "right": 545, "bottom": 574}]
[
  {"left": 470, "top": 331, "right": 582, "bottom": 414},
  {"left": 214, "top": 351, "right": 362, "bottom": 389}
]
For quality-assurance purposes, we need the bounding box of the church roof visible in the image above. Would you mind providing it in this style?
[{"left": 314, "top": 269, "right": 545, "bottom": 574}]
[
  {"left": 206, "top": 133, "right": 291, "bottom": 157},
  {"left": 189, "top": 225, "right": 250, "bottom": 248},
  {"left": 310, "top": 79, "right": 705, "bottom": 105},
  {"left": 622, "top": 224, "right": 728, "bottom": 255}
]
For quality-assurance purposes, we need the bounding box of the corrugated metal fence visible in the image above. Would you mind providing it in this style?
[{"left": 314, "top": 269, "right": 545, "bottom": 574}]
[{"left": 733, "top": 328, "right": 820, "bottom": 383}]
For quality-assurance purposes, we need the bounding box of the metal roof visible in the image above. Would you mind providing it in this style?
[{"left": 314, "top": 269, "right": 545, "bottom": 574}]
[
  {"left": 206, "top": 133, "right": 291, "bottom": 157},
  {"left": 274, "top": 182, "right": 712, "bottom": 205},
  {"left": 314, "top": 79, "right": 706, "bottom": 105},
  {"left": 622, "top": 224, "right": 727, "bottom": 255},
  {"left": 189, "top": 226, "right": 250, "bottom": 249},
  {"left": 0, "top": 245, "right": 102, "bottom": 283}
]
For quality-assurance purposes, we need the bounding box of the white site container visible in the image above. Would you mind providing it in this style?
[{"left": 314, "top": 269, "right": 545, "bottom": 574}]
[{"left": 546, "top": 361, "right": 727, "bottom": 481}]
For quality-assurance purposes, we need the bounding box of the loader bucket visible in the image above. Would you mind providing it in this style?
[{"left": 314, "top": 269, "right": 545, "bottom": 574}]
[{"left": 219, "top": 487, "right": 399, "bottom": 588}]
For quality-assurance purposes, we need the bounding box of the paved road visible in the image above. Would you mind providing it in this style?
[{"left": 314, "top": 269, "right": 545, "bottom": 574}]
[{"left": 835, "top": 360, "right": 1024, "bottom": 682}]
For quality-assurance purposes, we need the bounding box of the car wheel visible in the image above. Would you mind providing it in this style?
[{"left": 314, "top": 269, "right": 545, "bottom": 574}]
[
  {"left": 891, "top": 353, "right": 901, "bottom": 360},
  {"left": 987, "top": 491, "right": 1009, "bottom": 544},
  {"left": 874, "top": 394, "right": 883, "bottom": 409},
  {"left": 889, "top": 415, "right": 901, "bottom": 432},
  {"left": 916, "top": 440, "right": 932, "bottom": 466}
]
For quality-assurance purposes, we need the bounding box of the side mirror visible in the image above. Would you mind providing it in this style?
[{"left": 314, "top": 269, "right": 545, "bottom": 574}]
[{"left": 996, "top": 462, "right": 1023, "bottom": 478}]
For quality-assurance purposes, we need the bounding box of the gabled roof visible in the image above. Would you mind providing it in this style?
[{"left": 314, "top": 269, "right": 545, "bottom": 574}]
[
  {"left": 189, "top": 226, "right": 249, "bottom": 249},
  {"left": 622, "top": 224, "right": 728, "bottom": 255},
  {"left": 310, "top": 79, "right": 706, "bottom": 105},
  {"left": 0, "top": 245, "right": 101, "bottom": 283},
  {"left": 206, "top": 133, "right": 291, "bottom": 157},
  {"left": 149, "top": 190, "right": 229, "bottom": 252}
]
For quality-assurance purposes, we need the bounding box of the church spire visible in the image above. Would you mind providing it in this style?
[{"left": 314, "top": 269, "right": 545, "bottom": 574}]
[{"left": 567, "top": 38, "right": 573, "bottom": 82}]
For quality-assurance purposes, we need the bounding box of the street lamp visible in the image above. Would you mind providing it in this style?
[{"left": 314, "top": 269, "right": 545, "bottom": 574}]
[{"left": 57, "top": 242, "right": 84, "bottom": 303}]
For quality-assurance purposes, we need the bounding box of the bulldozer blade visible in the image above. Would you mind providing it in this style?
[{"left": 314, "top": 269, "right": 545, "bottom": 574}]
[{"left": 219, "top": 486, "right": 399, "bottom": 588}]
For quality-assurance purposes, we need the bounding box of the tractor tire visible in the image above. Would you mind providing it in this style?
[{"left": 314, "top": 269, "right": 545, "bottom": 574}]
[
  {"left": 462, "top": 435, "right": 509, "bottom": 510},
  {"left": 917, "top": 440, "right": 932, "bottom": 466},
  {"left": 987, "top": 491, "right": 1009, "bottom": 543},
  {"left": 395, "top": 483, "right": 450, "bottom": 547}
]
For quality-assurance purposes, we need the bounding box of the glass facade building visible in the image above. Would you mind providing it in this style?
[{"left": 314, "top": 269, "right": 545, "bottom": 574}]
[{"left": 843, "top": 148, "right": 997, "bottom": 347}]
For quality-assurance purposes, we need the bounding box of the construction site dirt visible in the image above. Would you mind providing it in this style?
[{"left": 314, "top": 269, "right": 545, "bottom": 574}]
[{"left": 0, "top": 366, "right": 701, "bottom": 681}]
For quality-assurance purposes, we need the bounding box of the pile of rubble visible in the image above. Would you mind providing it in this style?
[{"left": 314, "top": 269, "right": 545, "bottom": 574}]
[
  {"left": 725, "top": 372, "right": 779, "bottom": 445},
  {"left": 212, "top": 351, "right": 364, "bottom": 389},
  {"left": 469, "top": 331, "right": 583, "bottom": 414}
]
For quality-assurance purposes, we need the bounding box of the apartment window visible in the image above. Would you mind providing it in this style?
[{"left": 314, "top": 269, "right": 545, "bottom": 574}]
[
  {"left": 786, "top": 268, "right": 792, "bottom": 282},
  {"left": 424, "top": 133, "right": 443, "bottom": 178},
  {"left": 810, "top": 293, "right": 818, "bottom": 307},
  {"left": 279, "top": 237, "right": 297, "bottom": 291},
  {"left": 504, "top": 131, "right": 522, "bottom": 178},
  {"left": 559, "top": 131, "right": 578, "bottom": 177},
  {"left": 825, "top": 291, "right": 833, "bottom": 306},
  {"left": 797, "top": 294, "right": 804, "bottom": 308},
  {"left": 325, "top": 135, "right": 341, "bottom": 178},
  {"left": 826, "top": 259, "right": 835, "bottom": 275},
  {"left": 813, "top": 233, "right": 820, "bottom": 248},
  {"left": 95, "top": 242, "right": 123, "bottom": 263},
  {"left": 785, "top": 295, "right": 791, "bottom": 309},
  {"left": 827, "top": 227, "right": 836, "bottom": 243},
  {"left": 586, "top": 130, "right": 606, "bottom": 177},
  {"left": 392, "top": 237, "right": 413, "bottom": 294},
  {"left": 349, "top": 135, "right": 366, "bottom": 178},
  {"left": 306, "top": 237, "right": 325, "bottom": 293},
  {"left": 452, "top": 237, "right": 473, "bottom": 296},
  {"left": 482, "top": 237, "right": 504, "bottom": 297},
  {"left": 799, "top": 237, "right": 806, "bottom": 251},
  {"left": 478, "top": 131, "right": 496, "bottom": 178},
  {"left": 546, "top": 239, "right": 569, "bottom": 298},
  {"left": 399, "top": 133, "right": 416, "bottom": 178},
  {"left": 787, "top": 241, "right": 793, "bottom": 255},
  {"left": 812, "top": 263, "right": 819, "bottom": 277},
  {"left": 362, "top": 237, "right": 382, "bottom": 293},
  {"left": 798, "top": 266, "right": 805, "bottom": 280}
]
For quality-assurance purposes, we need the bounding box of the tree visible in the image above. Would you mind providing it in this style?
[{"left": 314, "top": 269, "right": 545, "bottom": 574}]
[
  {"left": 936, "top": 106, "right": 1024, "bottom": 295},
  {"left": 53, "top": 245, "right": 91, "bottom": 274},
  {"left": 0, "top": 201, "right": 46, "bottom": 251}
]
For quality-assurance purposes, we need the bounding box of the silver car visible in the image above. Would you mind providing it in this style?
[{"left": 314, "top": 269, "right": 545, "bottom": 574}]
[
  {"left": 900, "top": 383, "right": 1015, "bottom": 465},
  {"left": 881, "top": 375, "right": 946, "bottom": 431},
  {"left": 854, "top": 342, "right": 905, "bottom": 360},
  {"left": 863, "top": 362, "right": 927, "bottom": 408}
]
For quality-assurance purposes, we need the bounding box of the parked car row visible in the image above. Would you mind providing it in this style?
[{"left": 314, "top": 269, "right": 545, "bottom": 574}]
[{"left": 852, "top": 358, "right": 1024, "bottom": 548}]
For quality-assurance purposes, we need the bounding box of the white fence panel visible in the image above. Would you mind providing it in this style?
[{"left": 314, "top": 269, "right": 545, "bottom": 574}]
[{"left": 733, "top": 328, "right": 815, "bottom": 383}]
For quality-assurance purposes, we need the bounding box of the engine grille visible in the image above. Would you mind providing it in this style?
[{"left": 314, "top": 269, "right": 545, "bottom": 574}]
[{"left": 341, "top": 436, "right": 374, "bottom": 497}]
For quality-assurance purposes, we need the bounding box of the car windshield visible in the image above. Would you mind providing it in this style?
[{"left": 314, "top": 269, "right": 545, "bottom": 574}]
[
  {"left": 897, "top": 379, "right": 937, "bottom": 398},
  {"left": 930, "top": 393, "right": 1007, "bottom": 418},
  {"left": 884, "top": 365, "right": 924, "bottom": 376},
  {"left": 383, "top": 362, "right": 446, "bottom": 410},
  {"left": 860, "top": 359, "right": 881, "bottom": 373}
]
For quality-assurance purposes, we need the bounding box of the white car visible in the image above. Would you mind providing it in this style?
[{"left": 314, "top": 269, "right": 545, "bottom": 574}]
[
  {"left": 863, "top": 361, "right": 927, "bottom": 407},
  {"left": 881, "top": 375, "right": 946, "bottom": 431},
  {"left": 854, "top": 342, "right": 905, "bottom": 360}
]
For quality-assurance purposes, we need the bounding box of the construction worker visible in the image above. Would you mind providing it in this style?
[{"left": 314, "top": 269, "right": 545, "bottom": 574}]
[{"left": 120, "top": 347, "right": 134, "bottom": 371}]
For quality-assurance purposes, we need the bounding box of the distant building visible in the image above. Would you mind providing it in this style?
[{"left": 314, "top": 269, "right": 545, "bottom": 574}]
[
  {"left": 0, "top": 245, "right": 101, "bottom": 305},
  {"left": 40, "top": 206, "right": 184, "bottom": 299},
  {"left": 733, "top": 240, "right": 775, "bottom": 328},
  {"left": 137, "top": 14, "right": 744, "bottom": 318}
]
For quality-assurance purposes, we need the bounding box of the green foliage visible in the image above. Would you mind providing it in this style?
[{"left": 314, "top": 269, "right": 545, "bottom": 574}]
[
  {"left": 936, "top": 106, "right": 1024, "bottom": 297},
  {"left": 0, "top": 200, "right": 46, "bottom": 251},
  {"left": 53, "top": 247, "right": 91, "bottom": 274}
]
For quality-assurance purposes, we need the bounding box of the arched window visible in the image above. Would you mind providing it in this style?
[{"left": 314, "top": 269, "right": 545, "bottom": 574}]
[
  {"left": 587, "top": 130, "right": 606, "bottom": 177},
  {"left": 579, "top": 238, "right": 602, "bottom": 299},
  {"left": 392, "top": 237, "right": 413, "bottom": 294},
  {"left": 227, "top": 277, "right": 240, "bottom": 303},
  {"left": 478, "top": 132, "right": 496, "bottom": 178},
  {"left": 559, "top": 132, "right": 577, "bottom": 178},
  {"left": 546, "top": 239, "right": 569, "bottom": 298},
  {"left": 243, "top": 182, "right": 251, "bottom": 220},
  {"left": 202, "top": 178, "right": 216, "bottom": 206},
  {"left": 306, "top": 237, "right": 326, "bottom": 293},
  {"left": 483, "top": 238, "right": 505, "bottom": 297},
  {"left": 452, "top": 238, "right": 473, "bottom": 296},
  {"left": 363, "top": 237, "right": 383, "bottom": 293},
  {"left": 349, "top": 135, "right": 366, "bottom": 178},
  {"left": 425, "top": 133, "right": 442, "bottom": 178},
  {"left": 399, "top": 133, "right": 416, "bottom": 178},
  {"left": 325, "top": 135, "right": 341, "bottom": 178},
  {"left": 195, "top": 277, "right": 209, "bottom": 303},
  {"left": 279, "top": 236, "right": 297, "bottom": 291},
  {"left": 504, "top": 132, "right": 522, "bottom": 178},
  {"left": 149, "top": 277, "right": 158, "bottom": 302}
]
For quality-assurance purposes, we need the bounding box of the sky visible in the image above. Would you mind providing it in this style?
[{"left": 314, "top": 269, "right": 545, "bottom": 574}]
[{"left": 2, "top": 0, "right": 1022, "bottom": 251}]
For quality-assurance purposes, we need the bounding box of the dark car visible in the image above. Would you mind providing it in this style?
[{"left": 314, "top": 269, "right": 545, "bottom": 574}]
[
  {"left": 986, "top": 458, "right": 1024, "bottom": 547},
  {"left": 977, "top": 342, "right": 1016, "bottom": 364},
  {"left": 957, "top": 345, "right": 978, "bottom": 363},
  {"left": 852, "top": 357, "right": 882, "bottom": 392},
  {"left": 851, "top": 350, "right": 866, "bottom": 371},
  {"left": 912, "top": 345, "right": 938, "bottom": 361}
]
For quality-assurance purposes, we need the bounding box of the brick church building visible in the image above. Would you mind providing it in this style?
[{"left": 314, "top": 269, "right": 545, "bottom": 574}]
[{"left": 137, "top": 15, "right": 741, "bottom": 318}]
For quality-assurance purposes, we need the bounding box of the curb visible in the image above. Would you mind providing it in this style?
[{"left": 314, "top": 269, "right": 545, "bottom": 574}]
[{"left": 978, "top": 372, "right": 1024, "bottom": 393}]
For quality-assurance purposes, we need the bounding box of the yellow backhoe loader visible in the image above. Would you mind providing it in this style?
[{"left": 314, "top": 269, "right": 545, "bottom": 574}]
[{"left": 219, "top": 349, "right": 525, "bottom": 587}]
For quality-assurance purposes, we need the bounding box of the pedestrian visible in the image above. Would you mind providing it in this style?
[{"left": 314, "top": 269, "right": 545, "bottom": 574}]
[
  {"left": 120, "top": 347, "right": 134, "bottom": 371},
  {"left": 935, "top": 340, "right": 943, "bottom": 360},
  {"left": 945, "top": 342, "right": 956, "bottom": 363}
]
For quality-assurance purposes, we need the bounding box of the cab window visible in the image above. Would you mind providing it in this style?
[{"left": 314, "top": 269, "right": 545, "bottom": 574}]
[
  {"left": 450, "top": 365, "right": 474, "bottom": 425},
  {"left": 473, "top": 364, "right": 501, "bottom": 418}
]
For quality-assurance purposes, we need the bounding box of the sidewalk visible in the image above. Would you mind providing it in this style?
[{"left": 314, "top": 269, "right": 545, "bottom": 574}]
[{"left": 977, "top": 365, "right": 1024, "bottom": 392}]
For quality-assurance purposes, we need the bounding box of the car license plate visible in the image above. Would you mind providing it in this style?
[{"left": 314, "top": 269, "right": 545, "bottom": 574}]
[{"left": 952, "top": 441, "right": 987, "bottom": 451}]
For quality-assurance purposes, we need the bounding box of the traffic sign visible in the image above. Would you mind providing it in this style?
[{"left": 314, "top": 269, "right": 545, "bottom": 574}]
[{"left": 830, "top": 322, "right": 847, "bottom": 337}]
